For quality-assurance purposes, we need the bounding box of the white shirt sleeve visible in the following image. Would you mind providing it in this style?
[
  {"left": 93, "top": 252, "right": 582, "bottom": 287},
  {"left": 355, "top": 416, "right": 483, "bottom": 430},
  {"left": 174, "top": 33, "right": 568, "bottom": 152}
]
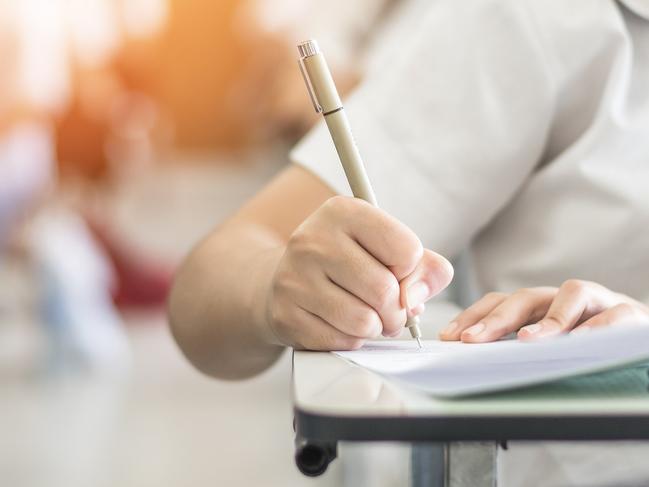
[{"left": 291, "top": 0, "right": 557, "bottom": 258}]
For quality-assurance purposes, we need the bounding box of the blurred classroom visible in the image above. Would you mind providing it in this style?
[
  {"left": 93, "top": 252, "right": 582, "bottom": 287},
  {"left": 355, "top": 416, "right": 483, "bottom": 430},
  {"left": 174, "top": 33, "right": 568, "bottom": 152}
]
[{"left": 0, "top": 0, "right": 393, "bottom": 485}]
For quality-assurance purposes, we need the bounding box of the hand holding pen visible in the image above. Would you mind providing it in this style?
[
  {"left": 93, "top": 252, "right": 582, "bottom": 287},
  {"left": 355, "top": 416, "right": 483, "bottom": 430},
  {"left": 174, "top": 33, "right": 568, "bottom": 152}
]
[
  {"left": 259, "top": 40, "right": 454, "bottom": 351},
  {"left": 298, "top": 40, "right": 455, "bottom": 347}
]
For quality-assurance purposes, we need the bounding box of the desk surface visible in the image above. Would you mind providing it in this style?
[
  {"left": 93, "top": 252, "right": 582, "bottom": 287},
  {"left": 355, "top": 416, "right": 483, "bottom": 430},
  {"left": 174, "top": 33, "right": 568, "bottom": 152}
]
[{"left": 293, "top": 349, "right": 649, "bottom": 443}]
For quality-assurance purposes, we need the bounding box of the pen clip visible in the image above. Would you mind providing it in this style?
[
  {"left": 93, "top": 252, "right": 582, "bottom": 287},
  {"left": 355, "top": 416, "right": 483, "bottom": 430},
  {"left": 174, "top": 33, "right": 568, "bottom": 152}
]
[{"left": 298, "top": 58, "right": 322, "bottom": 113}]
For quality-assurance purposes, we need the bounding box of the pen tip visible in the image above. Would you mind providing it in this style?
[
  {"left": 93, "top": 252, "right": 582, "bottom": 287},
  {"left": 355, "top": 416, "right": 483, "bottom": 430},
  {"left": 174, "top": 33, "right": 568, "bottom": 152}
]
[{"left": 416, "top": 337, "right": 422, "bottom": 349}]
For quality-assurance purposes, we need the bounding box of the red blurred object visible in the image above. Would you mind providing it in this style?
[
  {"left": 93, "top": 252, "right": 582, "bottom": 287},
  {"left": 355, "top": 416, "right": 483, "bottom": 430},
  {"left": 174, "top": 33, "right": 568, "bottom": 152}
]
[{"left": 84, "top": 215, "right": 174, "bottom": 312}]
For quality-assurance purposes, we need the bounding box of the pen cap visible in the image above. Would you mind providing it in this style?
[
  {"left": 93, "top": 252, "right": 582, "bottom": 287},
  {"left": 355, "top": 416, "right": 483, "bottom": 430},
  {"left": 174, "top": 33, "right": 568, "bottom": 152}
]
[{"left": 298, "top": 41, "right": 342, "bottom": 114}]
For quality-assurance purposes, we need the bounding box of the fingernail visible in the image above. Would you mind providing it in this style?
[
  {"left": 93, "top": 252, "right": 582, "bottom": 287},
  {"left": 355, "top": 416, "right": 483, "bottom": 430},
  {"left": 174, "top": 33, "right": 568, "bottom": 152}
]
[
  {"left": 441, "top": 321, "right": 459, "bottom": 336},
  {"left": 520, "top": 320, "right": 560, "bottom": 338},
  {"left": 406, "top": 281, "right": 430, "bottom": 311},
  {"left": 521, "top": 323, "right": 543, "bottom": 335},
  {"left": 411, "top": 303, "right": 426, "bottom": 317},
  {"left": 463, "top": 322, "right": 485, "bottom": 337}
]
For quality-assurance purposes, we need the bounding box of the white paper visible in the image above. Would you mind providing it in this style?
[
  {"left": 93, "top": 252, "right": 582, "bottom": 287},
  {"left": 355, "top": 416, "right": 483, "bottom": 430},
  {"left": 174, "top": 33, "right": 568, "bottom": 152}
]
[{"left": 334, "top": 325, "right": 649, "bottom": 397}]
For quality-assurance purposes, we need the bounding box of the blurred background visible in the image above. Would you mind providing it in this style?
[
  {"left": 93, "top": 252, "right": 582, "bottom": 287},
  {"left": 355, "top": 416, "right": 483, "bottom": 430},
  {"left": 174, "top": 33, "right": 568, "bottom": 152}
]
[{"left": 0, "top": 0, "right": 400, "bottom": 485}]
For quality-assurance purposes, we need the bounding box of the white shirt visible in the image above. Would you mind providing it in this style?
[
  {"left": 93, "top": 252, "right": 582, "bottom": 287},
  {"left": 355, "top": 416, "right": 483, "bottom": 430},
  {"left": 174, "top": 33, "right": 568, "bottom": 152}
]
[
  {"left": 292, "top": 0, "right": 649, "bottom": 304},
  {"left": 291, "top": 0, "right": 649, "bottom": 485}
]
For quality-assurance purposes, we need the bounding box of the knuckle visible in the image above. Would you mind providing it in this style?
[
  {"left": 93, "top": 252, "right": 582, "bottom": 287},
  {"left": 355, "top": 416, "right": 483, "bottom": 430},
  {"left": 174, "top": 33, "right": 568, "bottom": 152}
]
[
  {"left": 272, "top": 268, "right": 298, "bottom": 295},
  {"left": 288, "top": 229, "right": 325, "bottom": 260},
  {"left": 485, "top": 291, "right": 507, "bottom": 300},
  {"left": 515, "top": 287, "right": 535, "bottom": 297},
  {"left": 516, "top": 287, "right": 553, "bottom": 300},
  {"left": 355, "top": 308, "right": 381, "bottom": 337},
  {"left": 371, "top": 274, "right": 400, "bottom": 310},
  {"left": 561, "top": 279, "right": 587, "bottom": 294},
  {"left": 287, "top": 226, "right": 310, "bottom": 250},
  {"left": 324, "top": 195, "right": 355, "bottom": 214}
]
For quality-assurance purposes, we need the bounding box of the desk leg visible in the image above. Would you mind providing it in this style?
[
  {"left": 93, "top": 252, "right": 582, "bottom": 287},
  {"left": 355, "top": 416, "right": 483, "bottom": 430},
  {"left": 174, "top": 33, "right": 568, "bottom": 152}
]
[
  {"left": 411, "top": 443, "right": 447, "bottom": 487},
  {"left": 411, "top": 442, "right": 497, "bottom": 487},
  {"left": 448, "top": 442, "right": 497, "bottom": 487},
  {"left": 294, "top": 436, "right": 337, "bottom": 477}
]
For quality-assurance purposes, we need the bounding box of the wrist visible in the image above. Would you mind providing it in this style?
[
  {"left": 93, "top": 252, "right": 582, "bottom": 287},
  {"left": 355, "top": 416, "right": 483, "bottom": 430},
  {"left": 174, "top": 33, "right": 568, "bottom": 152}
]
[{"left": 250, "top": 246, "right": 285, "bottom": 347}]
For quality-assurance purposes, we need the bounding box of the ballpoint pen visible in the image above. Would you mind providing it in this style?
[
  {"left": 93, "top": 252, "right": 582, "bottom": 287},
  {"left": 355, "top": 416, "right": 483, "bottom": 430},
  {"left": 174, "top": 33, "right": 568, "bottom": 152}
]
[{"left": 297, "top": 39, "right": 423, "bottom": 348}]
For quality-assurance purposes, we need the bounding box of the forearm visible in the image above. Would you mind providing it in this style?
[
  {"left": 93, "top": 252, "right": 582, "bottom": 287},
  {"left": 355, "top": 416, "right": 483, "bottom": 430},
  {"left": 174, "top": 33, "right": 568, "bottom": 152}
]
[{"left": 168, "top": 221, "right": 286, "bottom": 380}]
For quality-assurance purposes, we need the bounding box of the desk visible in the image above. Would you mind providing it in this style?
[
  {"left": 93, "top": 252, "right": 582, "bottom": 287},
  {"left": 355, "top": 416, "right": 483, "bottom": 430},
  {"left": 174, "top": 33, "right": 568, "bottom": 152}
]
[{"left": 292, "top": 350, "right": 649, "bottom": 486}]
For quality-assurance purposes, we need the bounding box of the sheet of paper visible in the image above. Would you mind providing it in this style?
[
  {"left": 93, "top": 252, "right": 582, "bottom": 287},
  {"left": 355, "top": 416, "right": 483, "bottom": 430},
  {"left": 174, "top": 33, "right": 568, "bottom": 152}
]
[
  {"left": 334, "top": 325, "right": 649, "bottom": 397},
  {"left": 334, "top": 340, "right": 499, "bottom": 373}
]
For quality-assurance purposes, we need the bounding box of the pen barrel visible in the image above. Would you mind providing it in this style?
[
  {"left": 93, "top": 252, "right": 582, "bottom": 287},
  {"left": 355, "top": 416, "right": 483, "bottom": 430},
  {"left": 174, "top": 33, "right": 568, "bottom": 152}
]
[
  {"left": 405, "top": 316, "right": 422, "bottom": 339},
  {"left": 299, "top": 39, "right": 423, "bottom": 344},
  {"left": 324, "top": 109, "right": 378, "bottom": 206},
  {"left": 302, "top": 53, "right": 342, "bottom": 114}
]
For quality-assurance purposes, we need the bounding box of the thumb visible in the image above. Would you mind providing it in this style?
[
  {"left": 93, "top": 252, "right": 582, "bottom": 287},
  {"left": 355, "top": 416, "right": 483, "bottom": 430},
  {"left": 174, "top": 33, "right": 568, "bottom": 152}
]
[{"left": 399, "top": 249, "right": 454, "bottom": 314}]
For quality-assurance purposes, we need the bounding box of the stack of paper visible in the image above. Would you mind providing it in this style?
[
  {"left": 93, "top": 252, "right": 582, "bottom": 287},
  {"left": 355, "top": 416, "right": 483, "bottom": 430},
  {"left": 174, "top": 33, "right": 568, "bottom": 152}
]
[{"left": 334, "top": 325, "right": 649, "bottom": 397}]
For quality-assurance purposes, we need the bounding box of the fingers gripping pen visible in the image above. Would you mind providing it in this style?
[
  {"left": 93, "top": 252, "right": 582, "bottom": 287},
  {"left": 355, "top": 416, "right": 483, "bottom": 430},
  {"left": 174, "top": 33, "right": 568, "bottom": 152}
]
[{"left": 297, "top": 39, "right": 423, "bottom": 348}]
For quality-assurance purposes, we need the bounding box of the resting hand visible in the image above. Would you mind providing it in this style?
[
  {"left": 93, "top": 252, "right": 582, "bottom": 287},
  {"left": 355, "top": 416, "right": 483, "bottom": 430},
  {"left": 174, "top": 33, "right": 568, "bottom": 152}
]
[
  {"left": 264, "top": 196, "right": 453, "bottom": 350},
  {"left": 440, "top": 280, "right": 649, "bottom": 343}
]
